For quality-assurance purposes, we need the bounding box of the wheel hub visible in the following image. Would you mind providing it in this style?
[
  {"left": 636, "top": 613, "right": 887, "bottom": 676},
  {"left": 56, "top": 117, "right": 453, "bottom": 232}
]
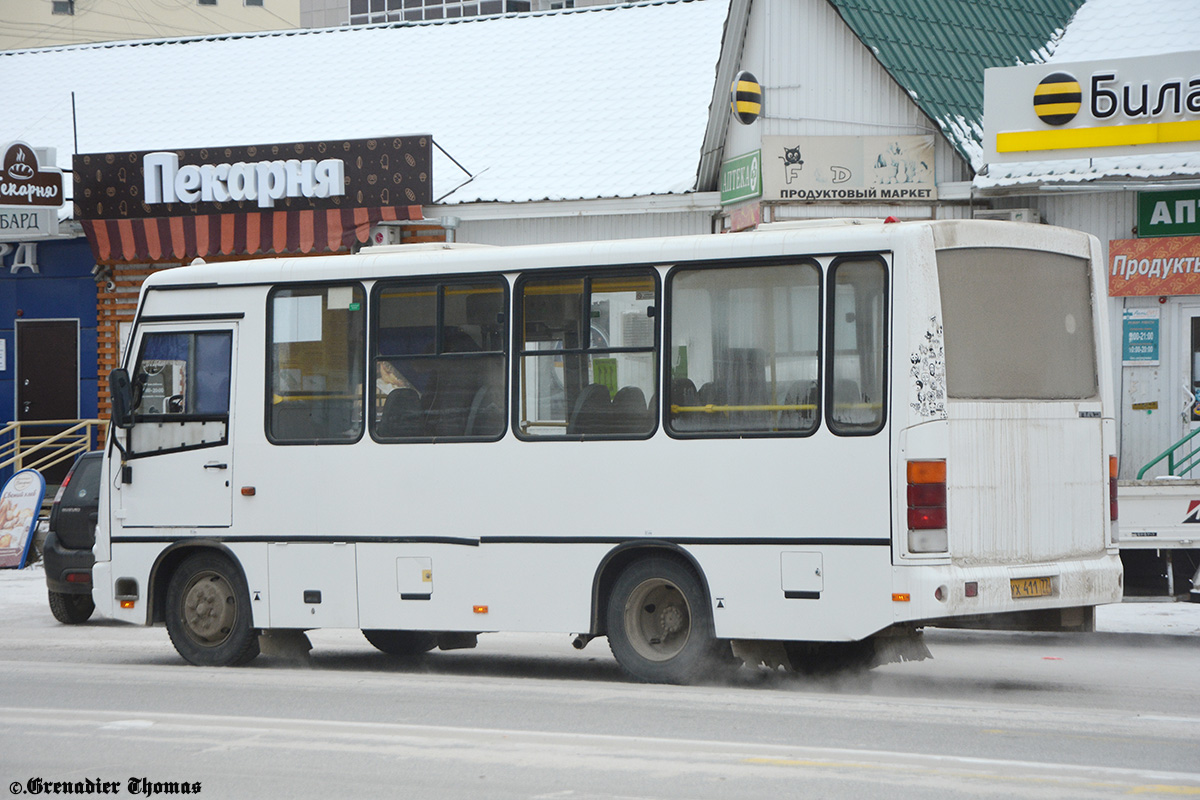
[
  {"left": 658, "top": 603, "right": 685, "bottom": 636},
  {"left": 625, "top": 578, "right": 691, "bottom": 662},
  {"left": 183, "top": 574, "right": 234, "bottom": 644}
]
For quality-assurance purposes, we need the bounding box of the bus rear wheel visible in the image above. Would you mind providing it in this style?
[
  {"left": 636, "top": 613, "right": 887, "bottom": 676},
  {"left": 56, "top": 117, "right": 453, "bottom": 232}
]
[
  {"left": 362, "top": 629, "right": 437, "bottom": 656},
  {"left": 165, "top": 552, "right": 259, "bottom": 667},
  {"left": 606, "top": 556, "right": 722, "bottom": 684}
]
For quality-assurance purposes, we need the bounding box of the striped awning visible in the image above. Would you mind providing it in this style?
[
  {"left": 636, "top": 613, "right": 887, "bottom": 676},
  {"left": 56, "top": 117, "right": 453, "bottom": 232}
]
[{"left": 82, "top": 205, "right": 422, "bottom": 265}]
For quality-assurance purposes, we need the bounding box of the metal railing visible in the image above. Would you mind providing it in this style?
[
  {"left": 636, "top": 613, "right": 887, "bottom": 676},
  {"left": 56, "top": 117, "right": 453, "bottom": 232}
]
[
  {"left": 0, "top": 419, "right": 104, "bottom": 477},
  {"left": 1136, "top": 426, "right": 1200, "bottom": 479}
]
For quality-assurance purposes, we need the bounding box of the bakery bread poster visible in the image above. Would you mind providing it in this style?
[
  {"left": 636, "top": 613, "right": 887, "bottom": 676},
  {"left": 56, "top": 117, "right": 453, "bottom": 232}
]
[{"left": 0, "top": 469, "right": 46, "bottom": 569}]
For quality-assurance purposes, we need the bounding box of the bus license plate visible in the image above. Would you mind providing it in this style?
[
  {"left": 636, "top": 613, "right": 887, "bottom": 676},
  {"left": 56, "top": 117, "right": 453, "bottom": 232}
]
[{"left": 1010, "top": 577, "right": 1053, "bottom": 599}]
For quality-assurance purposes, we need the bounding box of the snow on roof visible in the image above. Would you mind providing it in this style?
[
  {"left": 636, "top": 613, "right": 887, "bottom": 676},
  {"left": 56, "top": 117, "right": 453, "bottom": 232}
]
[
  {"left": 978, "top": 0, "right": 1200, "bottom": 190},
  {"left": 0, "top": 0, "right": 730, "bottom": 206}
]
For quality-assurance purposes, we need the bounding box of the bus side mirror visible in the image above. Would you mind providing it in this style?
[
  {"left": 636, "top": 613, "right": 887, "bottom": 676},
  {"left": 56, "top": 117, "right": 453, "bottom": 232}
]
[{"left": 110, "top": 369, "right": 135, "bottom": 429}]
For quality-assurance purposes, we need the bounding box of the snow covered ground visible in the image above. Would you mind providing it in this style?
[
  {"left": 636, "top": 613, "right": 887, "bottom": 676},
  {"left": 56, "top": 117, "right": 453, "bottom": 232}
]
[{"left": 3, "top": 562, "right": 1197, "bottom": 636}]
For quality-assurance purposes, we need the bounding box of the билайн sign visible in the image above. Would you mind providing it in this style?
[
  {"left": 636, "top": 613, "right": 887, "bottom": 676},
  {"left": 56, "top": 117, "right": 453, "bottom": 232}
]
[{"left": 984, "top": 51, "right": 1200, "bottom": 163}]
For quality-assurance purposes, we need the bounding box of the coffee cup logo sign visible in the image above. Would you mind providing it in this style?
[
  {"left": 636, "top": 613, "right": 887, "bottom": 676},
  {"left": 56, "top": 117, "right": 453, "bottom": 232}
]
[{"left": 0, "top": 142, "right": 64, "bottom": 207}]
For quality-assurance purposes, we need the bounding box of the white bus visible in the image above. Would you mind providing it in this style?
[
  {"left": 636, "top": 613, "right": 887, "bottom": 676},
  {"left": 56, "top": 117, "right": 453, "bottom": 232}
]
[{"left": 95, "top": 218, "right": 1122, "bottom": 683}]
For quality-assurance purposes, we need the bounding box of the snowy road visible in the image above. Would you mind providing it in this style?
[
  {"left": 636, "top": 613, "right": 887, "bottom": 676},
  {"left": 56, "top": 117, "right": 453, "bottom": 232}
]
[{"left": 1, "top": 565, "right": 1198, "bottom": 799}]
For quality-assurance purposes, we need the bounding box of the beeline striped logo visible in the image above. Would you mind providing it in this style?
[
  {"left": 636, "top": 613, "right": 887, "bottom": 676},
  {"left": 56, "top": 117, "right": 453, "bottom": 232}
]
[
  {"left": 1034, "top": 72, "right": 1082, "bottom": 126},
  {"left": 731, "top": 70, "right": 762, "bottom": 125}
]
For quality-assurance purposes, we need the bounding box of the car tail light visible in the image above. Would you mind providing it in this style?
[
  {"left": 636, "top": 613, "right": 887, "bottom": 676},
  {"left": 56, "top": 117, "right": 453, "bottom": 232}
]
[
  {"left": 51, "top": 466, "right": 74, "bottom": 505},
  {"left": 1109, "top": 456, "right": 1119, "bottom": 521},
  {"left": 907, "top": 459, "right": 948, "bottom": 553}
]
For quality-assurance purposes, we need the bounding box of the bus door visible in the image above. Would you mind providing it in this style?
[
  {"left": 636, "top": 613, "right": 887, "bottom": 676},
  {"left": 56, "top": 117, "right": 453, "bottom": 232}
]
[{"left": 115, "top": 322, "right": 237, "bottom": 528}]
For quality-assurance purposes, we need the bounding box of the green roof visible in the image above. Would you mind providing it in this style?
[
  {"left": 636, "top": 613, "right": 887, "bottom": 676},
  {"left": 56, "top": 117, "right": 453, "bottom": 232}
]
[{"left": 827, "top": 0, "right": 1085, "bottom": 170}]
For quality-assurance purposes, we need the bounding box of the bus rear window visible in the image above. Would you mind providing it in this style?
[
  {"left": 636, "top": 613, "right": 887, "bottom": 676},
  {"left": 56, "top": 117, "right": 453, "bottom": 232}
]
[{"left": 937, "top": 248, "right": 1097, "bottom": 400}]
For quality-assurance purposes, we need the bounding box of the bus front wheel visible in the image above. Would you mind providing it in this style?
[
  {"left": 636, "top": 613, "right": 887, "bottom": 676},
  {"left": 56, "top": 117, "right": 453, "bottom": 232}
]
[
  {"left": 165, "top": 551, "right": 259, "bottom": 667},
  {"left": 606, "top": 556, "right": 722, "bottom": 684}
]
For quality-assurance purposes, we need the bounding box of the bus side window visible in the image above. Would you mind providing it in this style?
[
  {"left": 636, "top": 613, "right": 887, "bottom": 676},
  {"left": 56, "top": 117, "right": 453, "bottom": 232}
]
[
  {"left": 371, "top": 277, "right": 507, "bottom": 442},
  {"left": 267, "top": 283, "right": 366, "bottom": 444},
  {"left": 516, "top": 271, "right": 658, "bottom": 439},
  {"left": 126, "top": 329, "right": 233, "bottom": 456},
  {"left": 667, "top": 261, "right": 821, "bottom": 437},
  {"left": 827, "top": 258, "right": 887, "bottom": 436}
]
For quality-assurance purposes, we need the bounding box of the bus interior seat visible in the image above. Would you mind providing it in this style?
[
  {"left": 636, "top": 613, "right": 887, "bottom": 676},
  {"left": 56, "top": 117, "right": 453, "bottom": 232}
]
[
  {"left": 670, "top": 377, "right": 700, "bottom": 431},
  {"left": 697, "top": 381, "right": 728, "bottom": 431},
  {"left": 724, "top": 348, "right": 768, "bottom": 430},
  {"left": 611, "top": 386, "right": 650, "bottom": 434},
  {"left": 378, "top": 387, "right": 424, "bottom": 438},
  {"left": 271, "top": 402, "right": 321, "bottom": 441},
  {"left": 464, "top": 384, "right": 503, "bottom": 437},
  {"left": 834, "top": 379, "right": 872, "bottom": 424},
  {"left": 779, "top": 380, "right": 817, "bottom": 431},
  {"left": 567, "top": 384, "right": 612, "bottom": 435}
]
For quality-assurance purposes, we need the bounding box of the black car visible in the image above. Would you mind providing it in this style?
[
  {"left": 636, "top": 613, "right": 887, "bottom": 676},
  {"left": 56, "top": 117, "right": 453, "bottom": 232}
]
[{"left": 43, "top": 451, "right": 101, "bottom": 624}]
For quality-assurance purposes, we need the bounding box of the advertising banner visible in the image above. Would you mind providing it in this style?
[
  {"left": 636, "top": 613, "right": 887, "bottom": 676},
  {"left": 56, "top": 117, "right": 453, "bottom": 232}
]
[
  {"left": 761, "top": 135, "right": 936, "bottom": 202},
  {"left": 1122, "top": 307, "right": 1160, "bottom": 365},
  {"left": 1138, "top": 189, "right": 1200, "bottom": 238},
  {"left": 984, "top": 51, "right": 1200, "bottom": 163},
  {"left": 1109, "top": 236, "right": 1200, "bottom": 296},
  {"left": 719, "top": 150, "right": 762, "bottom": 206},
  {"left": 75, "top": 136, "right": 432, "bottom": 220},
  {"left": 0, "top": 141, "right": 64, "bottom": 241},
  {"left": 0, "top": 469, "right": 46, "bottom": 569}
]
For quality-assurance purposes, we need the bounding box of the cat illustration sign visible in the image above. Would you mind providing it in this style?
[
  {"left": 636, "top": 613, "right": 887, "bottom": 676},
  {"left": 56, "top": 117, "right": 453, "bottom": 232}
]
[{"left": 762, "top": 135, "right": 936, "bottom": 202}]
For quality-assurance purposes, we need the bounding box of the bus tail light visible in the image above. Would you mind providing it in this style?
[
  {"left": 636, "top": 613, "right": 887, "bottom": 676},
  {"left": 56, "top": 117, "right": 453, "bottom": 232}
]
[
  {"left": 907, "top": 459, "right": 948, "bottom": 553},
  {"left": 1110, "top": 456, "right": 1119, "bottom": 521}
]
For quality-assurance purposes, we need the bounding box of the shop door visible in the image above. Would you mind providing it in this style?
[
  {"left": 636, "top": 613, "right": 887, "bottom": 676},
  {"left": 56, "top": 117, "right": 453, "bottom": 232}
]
[
  {"left": 1184, "top": 307, "right": 1200, "bottom": 439},
  {"left": 16, "top": 319, "right": 79, "bottom": 484}
]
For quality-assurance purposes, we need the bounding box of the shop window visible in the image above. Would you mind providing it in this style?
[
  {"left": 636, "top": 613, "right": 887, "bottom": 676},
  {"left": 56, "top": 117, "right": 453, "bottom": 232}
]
[
  {"left": 517, "top": 271, "right": 658, "bottom": 439},
  {"left": 267, "top": 283, "right": 366, "bottom": 444},
  {"left": 371, "top": 277, "right": 507, "bottom": 441},
  {"left": 350, "top": 0, "right": 530, "bottom": 23}
]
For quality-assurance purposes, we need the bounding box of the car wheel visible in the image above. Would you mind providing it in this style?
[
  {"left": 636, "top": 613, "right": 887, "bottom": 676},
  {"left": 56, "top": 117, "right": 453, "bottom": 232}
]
[
  {"left": 48, "top": 590, "right": 94, "bottom": 625},
  {"left": 165, "top": 551, "right": 259, "bottom": 667},
  {"left": 362, "top": 629, "right": 438, "bottom": 656},
  {"left": 606, "top": 555, "right": 723, "bottom": 684}
]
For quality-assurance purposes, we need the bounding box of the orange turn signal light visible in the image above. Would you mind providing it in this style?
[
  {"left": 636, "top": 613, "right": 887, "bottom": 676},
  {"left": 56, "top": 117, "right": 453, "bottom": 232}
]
[
  {"left": 120, "top": 600, "right": 136, "bottom": 609},
  {"left": 892, "top": 593, "right": 911, "bottom": 602},
  {"left": 473, "top": 605, "right": 488, "bottom": 614},
  {"left": 907, "top": 460, "right": 946, "bottom": 484}
]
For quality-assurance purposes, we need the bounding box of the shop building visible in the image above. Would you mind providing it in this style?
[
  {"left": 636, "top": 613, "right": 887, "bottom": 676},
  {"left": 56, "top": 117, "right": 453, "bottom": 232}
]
[{"left": 974, "top": 0, "right": 1200, "bottom": 480}]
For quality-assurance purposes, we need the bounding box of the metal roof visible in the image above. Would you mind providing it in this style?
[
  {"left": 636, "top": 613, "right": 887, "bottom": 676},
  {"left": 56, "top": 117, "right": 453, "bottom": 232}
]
[
  {"left": 0, "top": 0, "right": 730, "bottom": 207},
  {"left": 826, "top": 0, "right": 1085, "bottom": 171}
]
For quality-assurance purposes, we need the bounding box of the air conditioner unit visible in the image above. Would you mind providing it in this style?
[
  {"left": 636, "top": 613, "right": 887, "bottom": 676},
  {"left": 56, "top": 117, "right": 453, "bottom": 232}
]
[
  {"left": 367, "top": 224, "right": 403, "bottom": 246},
  {"left": 973, "top": 208, "right": 1041, "bottom": 224}
]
